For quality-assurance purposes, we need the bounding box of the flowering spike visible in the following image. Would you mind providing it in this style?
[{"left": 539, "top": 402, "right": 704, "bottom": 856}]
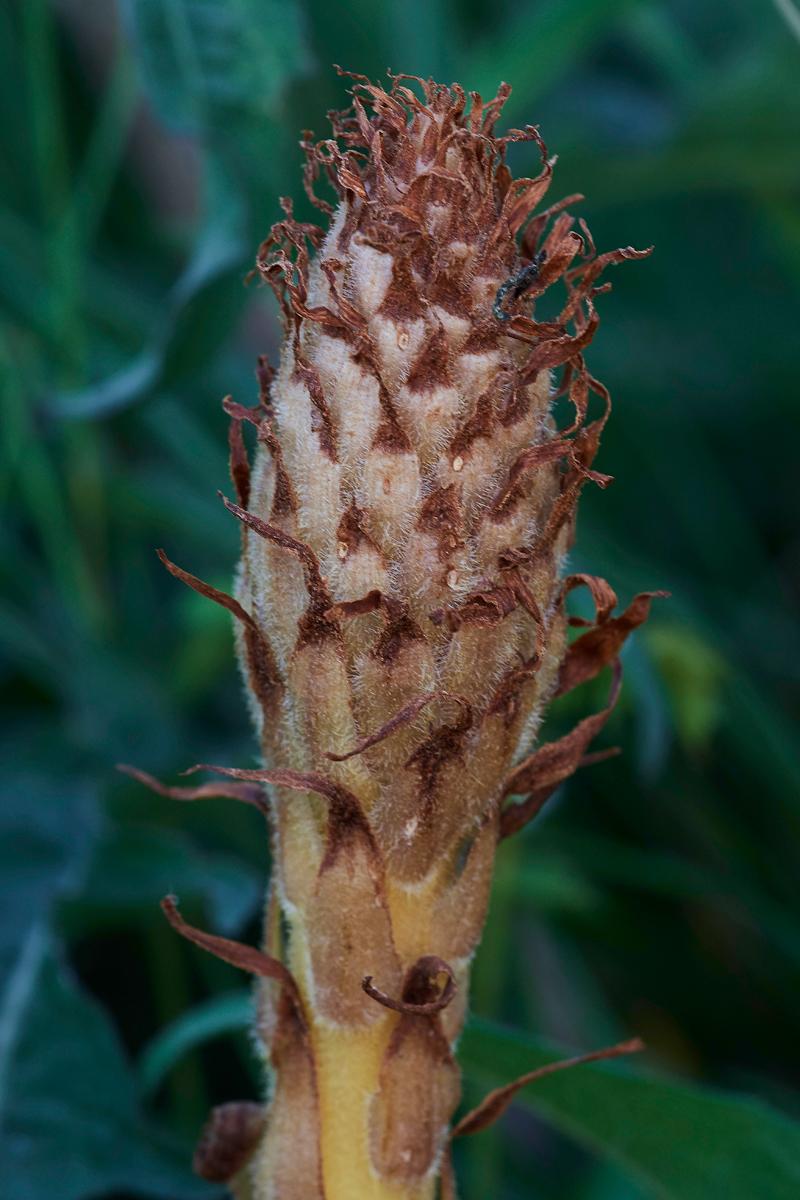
[{"left": 133, "top": 70, "right": 662, "bottom": 1200}]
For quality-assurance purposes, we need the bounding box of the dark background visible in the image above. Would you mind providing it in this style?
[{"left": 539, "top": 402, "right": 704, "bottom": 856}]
[{"left": 2, "top": 1, "right": 800, "bottom": 1197}]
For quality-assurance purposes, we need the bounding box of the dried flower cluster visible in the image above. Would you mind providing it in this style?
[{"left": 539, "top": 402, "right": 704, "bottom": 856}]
[{"left": 124, "top": 70, "right": 659, "bottom": 1200}]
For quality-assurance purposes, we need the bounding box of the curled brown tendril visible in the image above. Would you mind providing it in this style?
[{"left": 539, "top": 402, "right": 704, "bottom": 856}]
[{"left": 363, "top": 955, "right": 457, "bottom": 1015}]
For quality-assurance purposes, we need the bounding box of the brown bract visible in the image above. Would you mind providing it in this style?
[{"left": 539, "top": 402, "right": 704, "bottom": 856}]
[
  {"left": 193, "top": 1102, "right": 267, "bottom": 1183},
  {"left": 450, "top": 1037, "right": 645, "bottom": 1139}
]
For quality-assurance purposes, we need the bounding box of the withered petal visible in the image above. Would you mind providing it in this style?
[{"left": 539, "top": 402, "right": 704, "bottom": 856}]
[
  {"left": 499, "top": 658, "right": 624, "bottom": 837},
  {"left": 520, "top": 192, "right": 585, "bottom": 260},
  {"left": 227, "top": 413, "right": 250, "bottom": 510},
  {"left": 556, "top": 590, "right": 669, "bottom": 696},
  {"left": 325, "top": 691, "right": 443, "bottom": 761},
  {"left": 156, "top": 550, "right": 282, "bottom": 695},
  {"left": 559, "top": 573, "right": 618, "bottom": 627},
  {"left": 220, "top": 494, "right": 333, "bottom": 607},
  {"left": 181, "top": 764, "right": 380, "bottom": 873},
  {"left": 156, "top": 548, "right": 256, "bottom": 632}
]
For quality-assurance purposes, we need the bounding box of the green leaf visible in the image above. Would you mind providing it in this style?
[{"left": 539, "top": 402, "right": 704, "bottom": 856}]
[
  {"left": 493, "top": 849, "right": 603, "bottom": 916},
  {"left": 49, "top": 157, "right": 247, "bottom": 419},
  {"left": 122, "top": 0, "right": 313, "bottom": 134},
  {"left": 772, "top": 0, "right": 800, "bottom": 45},
  {"left": 0, "top": 941, "right": 220, "bottom": 1200},
  {"left": 459, "top": 1018, "right": 800, "bottom": 1200},
  {"left": 0, "top": 771, "right": 98, "bottom": 992},
  {"left": 643, "top": 624, "right": 727, "bottom": 751},
  {"left": 460, "top": 0, "right": 640, "bottom": 120},
  {"left": 82, "top": 825, "right": 263, "bottom": 936},
  {"left": 543, "top": 829, "right": 800, "bottom": 973},
  {"left": 138, "top": 989, "right": 253, "bottom": 1096}
]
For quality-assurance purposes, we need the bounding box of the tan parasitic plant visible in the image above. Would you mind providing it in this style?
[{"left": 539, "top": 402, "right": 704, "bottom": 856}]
[{"left": 121, "top": 69, "right": 663, "bottom": 1200}]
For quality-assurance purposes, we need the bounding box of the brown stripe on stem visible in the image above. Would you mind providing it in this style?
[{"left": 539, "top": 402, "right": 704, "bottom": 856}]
[
  {"left": 430, "top": 563, "right": 546, "bottom": 634},
  {"left": 450, "top": 1037, "right": 645, "bottom": 1139},
  {"left": 431, "top": 586, "right": 518, "bottom": 632},
  {"left": 326, "top": 590, "right": 383, "bottom": 621},
  {"left": 220, "top": 497, "right": 338, "bottom": 646},
  {"left": 256, "top": 422, "right": 299, "bottom": 519},
  {"left": 499, "top": 476, "right": 584, "bottom": 575},
  {"left": 292, "top": 339, "right": 338, "bottom": 463},
  {"left": 502, "top": 566, "right": 544, "bottom": 623}
]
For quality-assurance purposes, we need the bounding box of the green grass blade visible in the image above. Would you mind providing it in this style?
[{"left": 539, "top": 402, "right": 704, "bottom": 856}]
[
  {"left": 459, "top": 0, "right": 639, "bottom": 118},
  {"left": 138, "top": 990, "right": 253, "bottom": 1097}
]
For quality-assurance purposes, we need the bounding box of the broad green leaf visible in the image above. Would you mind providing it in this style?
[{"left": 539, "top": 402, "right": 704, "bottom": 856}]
[
  {"left": 0, "top": 941, "right": 219, "bottom": 1200},
  {"left": 459, "top": 1018, "right": 800, "bottom": 1200},
  {"left": 0, "top": 328, "right": 105, "bottom": 623},
  {"left": 0, "top": 771, "right": 98, "bottom": 993},
  {"left": 542, "top": 829, "right": 800, "bottom": 972}
]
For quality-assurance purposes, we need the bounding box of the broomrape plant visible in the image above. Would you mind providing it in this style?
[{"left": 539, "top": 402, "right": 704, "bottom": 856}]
[{"left": 122, "top": 70, "right": 663, "bottom": 1200}]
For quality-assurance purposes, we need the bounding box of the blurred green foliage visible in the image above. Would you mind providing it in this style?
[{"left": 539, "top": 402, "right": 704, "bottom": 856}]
[{"left": 1, "top": 0, "right": 800, "bottom": 1196}]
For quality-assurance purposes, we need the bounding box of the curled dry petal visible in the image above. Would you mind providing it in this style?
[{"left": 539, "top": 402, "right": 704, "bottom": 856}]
[
  {"left": 500, "top": 658, "right": 624, "bottom": 838},
  {"left": 556, "top": 591, "right": 670, "bottom": 696},
  {"left": 180, "top": 765, "right": 381, "bottom": 867},
  {"left": 560, "top": 572, "right": 618, "bottom": 626},
  {"left": 324, "top": 691, "right": 469, "bottom": 761}
]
